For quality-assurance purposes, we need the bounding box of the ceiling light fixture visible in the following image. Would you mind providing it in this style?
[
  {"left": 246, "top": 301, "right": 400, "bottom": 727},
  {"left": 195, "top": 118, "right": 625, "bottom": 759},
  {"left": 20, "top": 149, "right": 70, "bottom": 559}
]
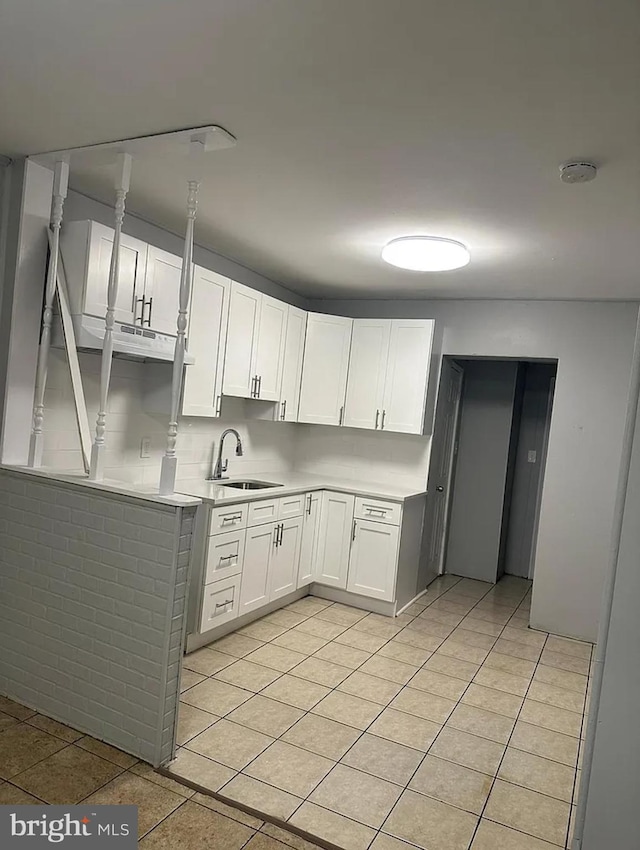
[{"left": 382, "top": 236, "right": 470, "bottom": 271}]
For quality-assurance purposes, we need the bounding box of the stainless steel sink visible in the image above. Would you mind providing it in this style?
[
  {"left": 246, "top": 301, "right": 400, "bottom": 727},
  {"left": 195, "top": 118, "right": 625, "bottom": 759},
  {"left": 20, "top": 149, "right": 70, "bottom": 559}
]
[{"left": 222, "top": 480, "right": 283, "bottom": 490}]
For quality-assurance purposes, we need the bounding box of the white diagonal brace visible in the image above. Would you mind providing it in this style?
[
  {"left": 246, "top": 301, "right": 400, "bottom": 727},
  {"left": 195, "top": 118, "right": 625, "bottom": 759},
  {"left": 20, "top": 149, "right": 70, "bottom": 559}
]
[{"left": 28, "top": 159, "right": 69, "bottom": 468}]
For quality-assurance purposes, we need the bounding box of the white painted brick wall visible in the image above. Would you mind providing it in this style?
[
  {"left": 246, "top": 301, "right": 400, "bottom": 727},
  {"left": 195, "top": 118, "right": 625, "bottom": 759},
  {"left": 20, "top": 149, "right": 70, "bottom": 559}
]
[{"left": 0, "top": 469, "right": 195, "bottom": 767}]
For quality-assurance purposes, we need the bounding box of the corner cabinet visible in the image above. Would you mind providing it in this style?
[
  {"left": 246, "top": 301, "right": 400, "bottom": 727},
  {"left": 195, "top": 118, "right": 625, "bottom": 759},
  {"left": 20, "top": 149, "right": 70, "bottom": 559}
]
[
  {"left": 223, "top": 282, "right": 287, "bottom": 401},
  {"left": 182, "top": 267, "right": 230, "bottom": 417},
  {"left": 298, "top": 313, "right": 353, "bottom": 425}
]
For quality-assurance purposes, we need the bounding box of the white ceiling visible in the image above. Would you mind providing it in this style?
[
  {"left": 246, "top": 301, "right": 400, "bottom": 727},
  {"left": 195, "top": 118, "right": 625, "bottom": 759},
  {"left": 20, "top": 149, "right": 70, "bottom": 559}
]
[{"left": 1, "top": 0, "right": 640, "bottom": 300}]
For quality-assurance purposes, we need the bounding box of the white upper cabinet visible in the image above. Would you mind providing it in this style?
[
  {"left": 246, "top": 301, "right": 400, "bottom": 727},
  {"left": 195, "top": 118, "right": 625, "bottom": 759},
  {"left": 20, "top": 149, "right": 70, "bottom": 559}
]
[
  {"left": 61, "top": 220, "right": 148, "bottom": 325},
  {"left": 298, "top": 313, "right": 353, "bottom": 426},
  {"left": 278, "top": 306, "right": 307, "bottom": 422},
  {"left": 381, "top": 320, "right": 435, "bottom": 434},
  {"left": 60, "top": 220, "right": 186, "bottom": 336},
  {"left": 143, "top": 246, "right": 182, "bottom": 335},
  {"left": 223, "top": 283, "right": 287, "bottom": 401},
  {"left": 223, "top": 282, "right": 261, "bottom": 398},
  {"left": 253, "top": 294, "right": 287, "bottom": 401},
  {"left": 343, "top": 319, "right": 391, "bottom": 430},
  {"left": 182, "top": 267, "right": 230, "bottom": 417}
]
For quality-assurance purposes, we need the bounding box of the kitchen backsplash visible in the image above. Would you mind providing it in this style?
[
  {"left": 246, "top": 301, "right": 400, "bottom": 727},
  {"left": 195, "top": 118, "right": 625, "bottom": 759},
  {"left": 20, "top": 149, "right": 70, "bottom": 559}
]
[{"left": 42, "top": 350, "right": 430, "bottom": 490}]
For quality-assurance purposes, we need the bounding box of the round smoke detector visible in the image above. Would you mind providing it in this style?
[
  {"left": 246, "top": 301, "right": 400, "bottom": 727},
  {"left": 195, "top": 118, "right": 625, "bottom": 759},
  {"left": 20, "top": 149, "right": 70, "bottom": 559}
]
[{"left": 560, "top": 162, "right": 598, "bottom": 184}]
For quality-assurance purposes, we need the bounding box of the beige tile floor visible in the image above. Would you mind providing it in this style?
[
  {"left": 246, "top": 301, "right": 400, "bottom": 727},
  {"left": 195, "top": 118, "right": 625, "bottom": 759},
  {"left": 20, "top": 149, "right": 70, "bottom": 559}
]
[
  {"left": 0, "top": 695, "right": 321, "bottom": 850},
  {"left": 174, "top": 575, "right": 593, "bottom": 850}
]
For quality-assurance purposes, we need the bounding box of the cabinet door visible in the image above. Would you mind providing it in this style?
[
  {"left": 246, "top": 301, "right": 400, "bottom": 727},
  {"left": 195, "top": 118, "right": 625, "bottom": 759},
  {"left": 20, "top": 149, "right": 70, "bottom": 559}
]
[
  {"left": 278, "top": 306, "right": 307, "bottom": 422},
  {"left": 143, "top": 246, "right": 182, "bottom": 335},
  {"left": 347, "top": 519, "right": 399, "bottom": 601},
  {"left": 315, "top": 491, "right": 355, "bottom": 589},
  {"left": 182, "top": 267, "right": 230, "bottom": 417},
  {"left": 298, "top": 314, "right": 353, "bottom": 425},
  {"left": 83, "top": 221, "right": 147, "bottom": 325},
  {"left": 223, "top": 281, "right": 261, "bottom": 398},
  {"left": 253, "top": 294, "right": 287, "bottom": 401},
  {"left": 270, "top": 517, "right": 303, "bottom": 601},
  {"left": 343, "top": 319, "right": 390, "bottom": 430},
  {"left": 298, "top": 492, "right": 321, "bottom": 587},
  {"left": 381, "top": 320, "right": 435, "bottom": 434},
  {"left": 239, "top": 523, "right": 276, "bottom": 614}
]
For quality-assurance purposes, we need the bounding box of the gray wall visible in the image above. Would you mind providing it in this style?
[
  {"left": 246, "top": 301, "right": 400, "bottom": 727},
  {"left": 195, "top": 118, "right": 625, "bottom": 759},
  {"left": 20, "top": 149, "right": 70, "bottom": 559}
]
[
  {"left": 445, "top": 360, "right": 518, "bottom": 582},
  {"left": 504, "top": 364, "right": 556, "bottom": 578},
  {"left": 315, "top": 298, "right": 638, "bottom": 641},
  {"left": 581, "top": 382, "right": 640, "bottom": 847}
]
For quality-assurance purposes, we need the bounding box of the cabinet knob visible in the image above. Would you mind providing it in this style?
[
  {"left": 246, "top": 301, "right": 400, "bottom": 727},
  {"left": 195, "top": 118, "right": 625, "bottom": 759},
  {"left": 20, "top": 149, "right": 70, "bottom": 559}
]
[{"left": 436, "top": 485, "right": 444, "bottom": 492}]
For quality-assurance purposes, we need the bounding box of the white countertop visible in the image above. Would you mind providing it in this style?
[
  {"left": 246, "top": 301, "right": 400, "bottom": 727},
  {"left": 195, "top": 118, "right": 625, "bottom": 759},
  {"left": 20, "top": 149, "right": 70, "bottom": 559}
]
[
  {"left": 1, "top": 465, "right": 202, "bottom": 508},
  {"left": 176, "top": 472, "right": 427, "bottom": 506}
]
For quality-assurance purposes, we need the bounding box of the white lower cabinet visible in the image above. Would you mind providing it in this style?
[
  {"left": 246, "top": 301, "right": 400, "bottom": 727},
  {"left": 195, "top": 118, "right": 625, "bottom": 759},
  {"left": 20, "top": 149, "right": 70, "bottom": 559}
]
[
  {"left": 270, "top": 517, "right": 303, "bottom": 601},
  {"left": 298, "top": 492, "right": 321, "bottom": 587},
  {"left": 200, "top": 575, "right": 241, "bottom": 632},
  {"left": 197, "top": 492, "right": 405, "bottom": 637},
  {"left": 239, "top": 523, "right": 276, "bottom": 615},
  {"left": 315, "top": 491, "right": 356, "bottom": 589},
  {"left": 347, "top": 518, "right": 399, "bottom": 601}
]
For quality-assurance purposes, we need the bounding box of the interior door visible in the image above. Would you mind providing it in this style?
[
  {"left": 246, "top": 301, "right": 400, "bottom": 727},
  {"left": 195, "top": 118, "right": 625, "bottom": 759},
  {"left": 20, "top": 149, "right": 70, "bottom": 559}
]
[
  {"left": 343, "top": 319, "right": 390, "bottom": 430},
  {"left": 223, "top": 281, "right": 261, "bottom": 398},
  {"left": 253, "top": 294, "right": 287, "bottom": 401},
  {"left": 347, "top": 519, "right": 399, "bottom": 601},
  {"left": 278, "top": 306, "right": 307, "bottom": 422},
  {"left": 381, "top": 320, "right": 435, "bottom": 434},
  {"left": 239, "top": 522, "right": 275, "bottom": 614},
  {"left": 314, "top": 491, "right": 355, "bottom": 589},
  {"left": 182, "top": 266, "right": 229, "bottom": 417},
  {"left": 270, "top": 517, "right": 303, "bottom": 600},
  {"left": 298, "top": 492, "right": 322, "bottom": 586},
  {"left": 143, "top": 246, "right": 182, "bottom": 335},
  {"left": 298, "top": 313, "right": 353, "bottom": 425},
  {"left": 86, "top": 222, "right": 147, "bottom": 325},
  {"left": 421, "top": 358, "right": 464, "bottom": 586}
]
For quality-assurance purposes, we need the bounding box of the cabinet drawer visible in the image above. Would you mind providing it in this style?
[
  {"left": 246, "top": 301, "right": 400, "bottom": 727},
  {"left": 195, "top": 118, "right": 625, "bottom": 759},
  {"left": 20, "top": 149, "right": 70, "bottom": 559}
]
[
  {"left": 354, "top": 496, "right": 401, "bottom": 526},
  {"left": 200, "top": 575, "right": 240, "bottom": 632},
  {"left": 279, "top": 493, "right": 305, "bottom": 519},
  {"left": 209, "top": 504, "right": 247, "bottom": 534},
  {"left": 247, "top": 498, "right": 279, "bottom": 527},
  {"left": 204, "top": 529, "right": 246, "bottom": 584}
]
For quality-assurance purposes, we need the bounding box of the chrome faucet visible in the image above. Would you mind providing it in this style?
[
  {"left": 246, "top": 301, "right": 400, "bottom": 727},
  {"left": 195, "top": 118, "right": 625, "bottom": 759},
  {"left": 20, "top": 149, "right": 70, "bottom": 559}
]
[{"left": 210, "top": 429, "right": 243, "bottom": 480}]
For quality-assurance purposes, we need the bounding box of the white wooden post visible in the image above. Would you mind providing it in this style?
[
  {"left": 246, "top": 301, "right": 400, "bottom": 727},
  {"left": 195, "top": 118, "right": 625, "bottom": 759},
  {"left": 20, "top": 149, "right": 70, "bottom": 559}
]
[
  {"left": 27, "top": 159, "right": 69, "bottom": 467},
  {"left": 89, "top": 152, "right": 132, "bottom": 481},
  {"left": 159, "top": 179, "right": 199, "bottom": 495}
]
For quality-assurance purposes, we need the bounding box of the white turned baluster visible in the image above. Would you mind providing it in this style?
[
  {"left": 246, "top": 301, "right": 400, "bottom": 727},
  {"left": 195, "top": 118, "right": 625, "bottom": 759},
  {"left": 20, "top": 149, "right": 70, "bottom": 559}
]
[
  {"left": 28, "top": 159, "right": 70, "bottom": 468},
  {"left": 159, "top": 179, "right": 200, "bottom": 495},
  {"left": 89, "top": 152, "right": 133, "bottom": 481}
]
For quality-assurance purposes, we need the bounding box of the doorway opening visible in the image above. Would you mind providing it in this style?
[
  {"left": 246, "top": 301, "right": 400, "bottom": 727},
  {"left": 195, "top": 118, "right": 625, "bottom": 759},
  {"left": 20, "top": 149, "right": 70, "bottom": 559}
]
[{"left": 423, "top": 357, "right": 557, "bottom": 587}]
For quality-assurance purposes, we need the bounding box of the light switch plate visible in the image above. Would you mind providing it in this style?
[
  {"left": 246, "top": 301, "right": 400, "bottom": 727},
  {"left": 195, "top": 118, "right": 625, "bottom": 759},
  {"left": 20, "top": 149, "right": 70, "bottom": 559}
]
[{"left": 140, "top": 437, "right": 152, "bottom": 459}]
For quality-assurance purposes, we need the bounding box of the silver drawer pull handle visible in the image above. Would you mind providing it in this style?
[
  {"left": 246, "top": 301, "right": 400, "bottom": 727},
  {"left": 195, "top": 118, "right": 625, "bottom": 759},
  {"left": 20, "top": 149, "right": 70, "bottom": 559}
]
[
  {"left": 221, "top": 514, "right": 242, "bottom": 522},
  {"left": 366, "top": 508, "right": 387, "bottom": 515},
  {"left": 218, "top": 554, "right": 237, "bottom": 562},
  {"left": 214, "top": 600, "right": 233, "bottom": 610}
]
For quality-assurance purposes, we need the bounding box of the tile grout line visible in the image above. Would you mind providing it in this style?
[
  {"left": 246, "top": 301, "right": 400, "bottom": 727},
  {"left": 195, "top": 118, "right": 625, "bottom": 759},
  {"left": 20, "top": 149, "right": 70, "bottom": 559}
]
[{"left": 375, "top": 582, "right": 533, "bottom": 846}]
